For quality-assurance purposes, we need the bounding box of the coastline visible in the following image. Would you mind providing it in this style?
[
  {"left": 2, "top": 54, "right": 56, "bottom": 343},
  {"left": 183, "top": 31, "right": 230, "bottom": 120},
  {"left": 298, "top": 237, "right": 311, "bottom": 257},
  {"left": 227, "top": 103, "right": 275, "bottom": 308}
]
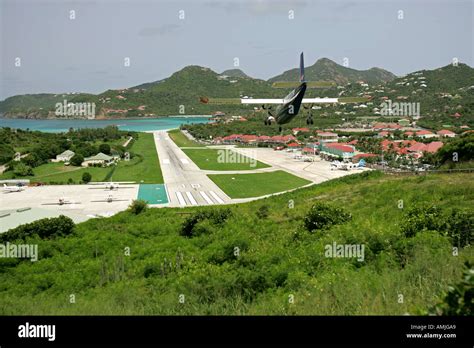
[{"left": 0, "top": 115, "right": 212, "bottom": 121}]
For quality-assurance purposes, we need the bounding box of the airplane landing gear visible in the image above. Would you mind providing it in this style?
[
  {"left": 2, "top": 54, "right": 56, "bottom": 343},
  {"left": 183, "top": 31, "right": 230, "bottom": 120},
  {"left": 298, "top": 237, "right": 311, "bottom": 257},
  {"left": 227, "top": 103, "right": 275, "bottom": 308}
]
[
  {"left": 279, "top": 126, "right": 282, "bottom": 133},
  {"left": 306, "top": 118, "right": 314, "bottom": 125}
]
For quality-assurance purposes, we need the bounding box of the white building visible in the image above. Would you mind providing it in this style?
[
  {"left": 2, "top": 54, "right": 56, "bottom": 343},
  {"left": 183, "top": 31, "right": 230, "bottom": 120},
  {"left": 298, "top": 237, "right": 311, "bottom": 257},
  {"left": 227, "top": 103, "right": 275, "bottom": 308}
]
[{"left": 55, "top": 150, "right": 75, "bottom": 162}]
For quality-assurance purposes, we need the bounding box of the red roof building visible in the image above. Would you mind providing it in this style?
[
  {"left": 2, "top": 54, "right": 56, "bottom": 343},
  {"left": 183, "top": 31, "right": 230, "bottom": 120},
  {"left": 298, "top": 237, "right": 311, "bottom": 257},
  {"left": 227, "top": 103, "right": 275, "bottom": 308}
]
[
  {"left": 425, "top": 141, "right": 443, "bottom": 153},
  {"left": 437, "top": 129, "right": 456, "bottom": 138},
  {"left": 325, "top": 143, "right": 355, "bottom": 153}
]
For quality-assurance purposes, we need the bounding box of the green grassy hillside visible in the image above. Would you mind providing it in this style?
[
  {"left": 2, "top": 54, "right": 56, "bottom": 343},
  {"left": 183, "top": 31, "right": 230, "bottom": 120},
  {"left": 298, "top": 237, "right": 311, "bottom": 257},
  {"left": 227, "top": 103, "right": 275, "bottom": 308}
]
[
  {"left": 268, "top": 58, "right": 396, "bottom": 84},
  {"left": 0, "top": 172, "right": 472, "bottom": 315}
]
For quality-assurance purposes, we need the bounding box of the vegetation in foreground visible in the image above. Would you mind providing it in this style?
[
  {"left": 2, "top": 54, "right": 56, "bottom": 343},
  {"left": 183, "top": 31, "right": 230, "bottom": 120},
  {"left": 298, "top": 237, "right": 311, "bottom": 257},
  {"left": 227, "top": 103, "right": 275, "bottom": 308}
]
[
  {"left": 0, "top": 171, "right": 472, "bottom": 315},
  {"left": 208, "top": 170, "right": 311, "bottom": 198}
]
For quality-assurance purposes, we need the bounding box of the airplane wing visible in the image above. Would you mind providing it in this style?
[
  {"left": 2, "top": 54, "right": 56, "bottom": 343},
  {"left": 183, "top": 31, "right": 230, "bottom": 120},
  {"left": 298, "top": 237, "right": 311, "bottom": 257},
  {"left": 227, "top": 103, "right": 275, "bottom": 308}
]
[{"left": 240, "top": 97, "right": 370, "bottom": 104}]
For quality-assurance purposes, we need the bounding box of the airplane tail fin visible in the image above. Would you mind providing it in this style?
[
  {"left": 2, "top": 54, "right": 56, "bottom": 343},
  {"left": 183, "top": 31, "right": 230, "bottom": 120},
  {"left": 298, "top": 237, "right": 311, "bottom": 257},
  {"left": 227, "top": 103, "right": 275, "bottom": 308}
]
[{"left": 299, "top": 52, "right": 305, "bottom": 83}]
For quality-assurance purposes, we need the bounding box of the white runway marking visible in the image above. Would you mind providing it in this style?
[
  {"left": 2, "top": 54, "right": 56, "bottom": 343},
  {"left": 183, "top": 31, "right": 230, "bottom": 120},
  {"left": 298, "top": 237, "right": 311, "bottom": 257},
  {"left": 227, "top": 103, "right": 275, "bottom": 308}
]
[
  {"left": 209, "top": 191, "right": 224, "bottom": 204},
  {"left": 175, "top": 192, "right": 186, "bottom": 206},
  {"left": 199, "top": 191, "right": 213, "bottom": 205},
  {"left": 180, "top": 158, "right": 189, "bottom": 164},
  {"left": 185, "top": 191, "right": 198, "bottom": 205},
  {"left": 191, "top": 184, "right": 201, "bottom": 188},
  {"left": 163, "top": 159, "right": 170, "bottom": 164}
]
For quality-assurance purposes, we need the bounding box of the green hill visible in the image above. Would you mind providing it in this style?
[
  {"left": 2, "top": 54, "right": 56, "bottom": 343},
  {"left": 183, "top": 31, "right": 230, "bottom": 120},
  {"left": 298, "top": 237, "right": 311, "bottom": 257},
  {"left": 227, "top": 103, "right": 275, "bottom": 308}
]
[
  {"left": 220, "top": 69, "right": 251, "bottom": 78},
  {"left": 0, "top": 172, "right": 472, "bottom": 315},
  {"left": 268, "top": 58, "right": 397, "bottom": 85},
  {"left": 375, "top": 63, "right": 474, "bottom": 129}
]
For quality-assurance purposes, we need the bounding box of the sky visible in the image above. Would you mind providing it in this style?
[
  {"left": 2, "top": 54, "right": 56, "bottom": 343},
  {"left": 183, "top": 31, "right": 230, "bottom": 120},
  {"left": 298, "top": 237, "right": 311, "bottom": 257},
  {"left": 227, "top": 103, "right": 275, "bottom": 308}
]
[{"left": 0, "top": 0, "right": 473, "bottom": 100}]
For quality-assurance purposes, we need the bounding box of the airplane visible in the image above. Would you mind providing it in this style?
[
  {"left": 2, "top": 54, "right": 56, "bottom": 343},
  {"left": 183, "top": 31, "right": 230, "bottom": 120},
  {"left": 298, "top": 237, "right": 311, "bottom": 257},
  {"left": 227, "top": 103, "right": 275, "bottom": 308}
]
[
  {"left": 200, "top": 52, "right": 370, "bottom": 132},
  {"left": 330, "top": 160, "right": 357, "bottom": 171},
  {"left": 42, "top": 198, "right": 81, "bottom": 206},
  {"left": 3, "top": 184, "right": 25, "bottom": 193},
  {"left": 91, "top": 195, "right": 130, "bottom": 203}
]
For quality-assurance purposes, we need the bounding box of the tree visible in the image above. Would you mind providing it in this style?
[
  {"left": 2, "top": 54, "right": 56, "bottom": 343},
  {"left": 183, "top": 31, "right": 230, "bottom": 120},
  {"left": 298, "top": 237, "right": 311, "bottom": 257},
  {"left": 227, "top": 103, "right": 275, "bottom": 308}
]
[
  {"left": 304, "top": 202, "right": 352, "bottom": 232},
  {"left": 82, "top": 172, "right": 92, "bottom": 183},
  {"left": 99, "top": 143, "right": 111, "bottom": 155},
  {"left": 70, "top": 154, "right": 84, "bottom": 167},
  {"left": 13, "top": 162, "right": 34, "bottom": 177}
]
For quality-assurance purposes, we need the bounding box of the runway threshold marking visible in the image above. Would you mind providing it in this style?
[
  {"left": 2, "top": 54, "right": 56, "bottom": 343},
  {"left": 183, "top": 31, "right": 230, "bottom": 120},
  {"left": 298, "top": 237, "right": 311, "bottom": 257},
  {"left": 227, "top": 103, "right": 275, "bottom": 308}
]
[
  {"left": 185, "top": 191, "right": 198, "bottom": 206},
  {"left": 199, "top": 191, "right": 213, "bottom": 205},
  {"left": 175, "top": 192, "right": 187, "bottom": 206},
  {"left": 209, "top": 191, "right": 224, "bottom": 204}
]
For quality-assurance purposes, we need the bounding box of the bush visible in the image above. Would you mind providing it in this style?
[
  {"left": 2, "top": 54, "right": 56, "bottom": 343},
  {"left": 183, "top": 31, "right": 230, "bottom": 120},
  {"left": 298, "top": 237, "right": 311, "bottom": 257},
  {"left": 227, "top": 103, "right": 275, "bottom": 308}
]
[
  {"left": 400, "top": 205, "right": 444, "bottom": 238},
  {"left": 430, "top": 262, "right": 473, "bottom": 315},
  {"left": 303, "top": 202, "right": 352, "bottom": 232},
  {"left": 82, "top": 172, "right": 92, "bottom": 184},
  {"left": 13, "top": 162, "right": 34, "bottom": 176},
  {"left": 180, "top": 208, "right": 233, "bottom": 237},
  {"left": 128, "top": 200, "right": 148, "bottom": 215},
  {"left": 0, "top": 215, "right": 75, "bottom": 242},
  {"left": 256, "top": 205, "right": 270, "bottom": 219},
  {"left": 401, "top": 205, "right": 472, "bottom": 247},
  {"left": 70, "top": 154, "right": 84, "bottom": 167},
  {"left": 445, "top": 208, "right": 474, "bottom": 248},
  {"left": 143, "top": 264, "right": 160, "bottom": 278}
]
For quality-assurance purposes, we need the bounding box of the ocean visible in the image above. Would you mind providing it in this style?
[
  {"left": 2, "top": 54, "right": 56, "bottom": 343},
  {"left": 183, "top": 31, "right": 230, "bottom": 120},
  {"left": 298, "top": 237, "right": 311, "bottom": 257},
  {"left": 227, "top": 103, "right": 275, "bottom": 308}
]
[{"left": 0, "top": 116, "right": 211, "bottom": 133}]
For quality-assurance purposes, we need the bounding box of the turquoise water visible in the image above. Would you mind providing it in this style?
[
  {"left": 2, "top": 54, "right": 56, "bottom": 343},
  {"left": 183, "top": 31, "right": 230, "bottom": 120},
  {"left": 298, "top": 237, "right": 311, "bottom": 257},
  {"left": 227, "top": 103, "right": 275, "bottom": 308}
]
[
  {"left": 137, "top": 184, "right": 169, "bottom": 204},
  {"left": 0, "top": 116, "right": 210, "bottom": 133}
]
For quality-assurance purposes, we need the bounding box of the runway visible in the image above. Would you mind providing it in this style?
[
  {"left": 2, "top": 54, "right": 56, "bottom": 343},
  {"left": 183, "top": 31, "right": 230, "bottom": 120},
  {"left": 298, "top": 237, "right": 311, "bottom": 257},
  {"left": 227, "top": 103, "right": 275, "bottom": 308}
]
[{"left": 153, "top": 131, "right": 231, "bottom": 207}]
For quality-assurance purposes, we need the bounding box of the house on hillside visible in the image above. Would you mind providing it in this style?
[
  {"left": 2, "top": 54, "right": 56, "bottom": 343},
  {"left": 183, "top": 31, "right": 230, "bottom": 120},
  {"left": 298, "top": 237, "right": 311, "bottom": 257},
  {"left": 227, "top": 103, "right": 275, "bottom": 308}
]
[
  {"left": 415, "top": 130, "right": 438, "bottom": 139},
  {"left": 55, "top": 150, "right": 75, "bottom": 163},
  {"left": 437, "top": 129, "right": 456, "bottom": 138},
  {"left": 82, "top": 153, "right": 117, "bottom": 167},
  {"left": 316, "top": 131, "right": 338, "bottom": 143}
]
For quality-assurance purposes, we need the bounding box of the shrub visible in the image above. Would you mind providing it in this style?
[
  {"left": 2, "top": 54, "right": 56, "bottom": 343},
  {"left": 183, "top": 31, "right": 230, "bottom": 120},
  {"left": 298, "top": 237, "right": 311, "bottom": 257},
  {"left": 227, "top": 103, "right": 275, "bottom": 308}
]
[
  {"left": 70, "top": 154, "right": 84, "bottom": 167},
  {"left": 82, "top": 172, "right": 92, "bottom": 184},
  {"left": 400, "top": 205, "right": 472, "bottom": 247},
  {"left": 303, "top": 202, "right": 351, "bottom": 232},
  {"left": 180, "top": 208, "right": 233, "bottom": 237},
  {"left": 430, "top": 262, "right": 473, "bottom": 315},
  {"left": 0, "top": 215, "right": 75, "bottom": 242},
  {"left": 128, "top": 200, "right": 148, "bottom": 215},
  {"left": 143, "top": 264, "right": 160, "bottom": 278},
  {"left": 13, "top": 162, "right": 34, "bottom": 176},
  {"left": 256, "top": 205, "right": 270, "bottom": 219},
  {"left": 400, "top": 204, "right": 444, "bottom": 238},
  {"left": 445, "top": 208, "right": 473, "bottom": 248}
]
